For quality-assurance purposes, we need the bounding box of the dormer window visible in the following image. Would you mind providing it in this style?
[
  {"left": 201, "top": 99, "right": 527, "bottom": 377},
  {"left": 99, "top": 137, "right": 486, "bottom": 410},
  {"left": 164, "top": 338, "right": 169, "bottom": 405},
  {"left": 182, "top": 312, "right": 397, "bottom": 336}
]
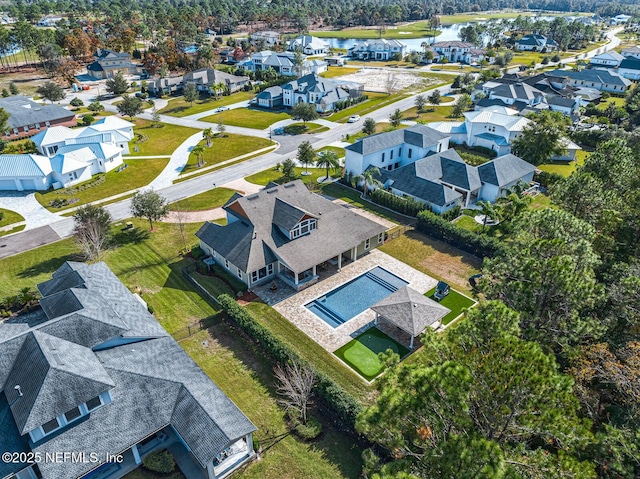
[{"left": 290, "top": 218, "right": 316, "bottom": 239}]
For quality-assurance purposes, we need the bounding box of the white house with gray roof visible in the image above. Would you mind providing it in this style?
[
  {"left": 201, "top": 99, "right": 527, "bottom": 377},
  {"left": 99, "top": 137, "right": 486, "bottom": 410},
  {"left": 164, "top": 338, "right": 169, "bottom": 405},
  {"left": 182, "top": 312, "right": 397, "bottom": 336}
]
[
  {"left": 0, "top": 261, "right": 256, "bottom": 479},
  {"left": 0, "top": 117, "right": 133, "bottom": 191},
  {"left": 589, "top": 51, "right": 624, "bottom": 67},
  {"left": 287, "top": 35, "right": 329, "bottom": 55},
  {"left": 515, "top": 34, "right": 558, "bottom": 52},
  {"left": 277, "top": 73, "right": 363, "bottom": 113},
  {"left": 344, "top": 124, "right": 450, "bottom": 176},
  {"left": 196, "top": 180, "right": 387, "bottom": 291},
  {"left": 348, "top": 39, "right": 407, "bottom": 61},
  {"left": 244, "top": 51, "right": 327, "bottom": 77},
  {"left": 546, "top": 68, "right": 631, "bottom": 93}
]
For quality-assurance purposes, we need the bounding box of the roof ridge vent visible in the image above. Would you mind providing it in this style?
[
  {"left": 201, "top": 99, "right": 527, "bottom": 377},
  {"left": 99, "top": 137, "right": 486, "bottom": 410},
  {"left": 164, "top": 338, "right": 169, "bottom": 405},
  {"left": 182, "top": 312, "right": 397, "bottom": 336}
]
[
  {"left": 266, "top": 187, "right": 278, "bottom": 193},
  {"left": 283, "top": 183, "right": 295, "bottom": 188},
  {"left": 247, "top": 193, "right": 259, "bottom": 200}
]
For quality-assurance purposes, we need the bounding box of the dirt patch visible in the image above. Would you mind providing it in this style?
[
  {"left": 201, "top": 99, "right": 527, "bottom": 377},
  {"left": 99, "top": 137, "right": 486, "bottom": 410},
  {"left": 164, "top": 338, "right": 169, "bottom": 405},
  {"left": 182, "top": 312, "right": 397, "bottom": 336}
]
[{"left": 336, "top": 68, "right": 439, "bottom": 93}]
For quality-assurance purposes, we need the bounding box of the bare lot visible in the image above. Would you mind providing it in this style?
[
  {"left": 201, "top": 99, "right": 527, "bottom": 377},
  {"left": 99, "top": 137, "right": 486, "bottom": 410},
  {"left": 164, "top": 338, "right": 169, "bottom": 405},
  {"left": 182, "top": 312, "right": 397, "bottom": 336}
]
[{"left": 336, "top": 68, "right": 445, "bottom": 93}]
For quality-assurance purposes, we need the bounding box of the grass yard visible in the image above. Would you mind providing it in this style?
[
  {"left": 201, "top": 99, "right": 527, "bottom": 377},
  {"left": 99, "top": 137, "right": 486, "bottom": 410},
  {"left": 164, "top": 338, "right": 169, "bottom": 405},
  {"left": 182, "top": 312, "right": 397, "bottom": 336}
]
[
  {"left": 454, "top": 215, "right": 482, "bottom": 233},
  {"left": 328, "top": 92, "right": 407, "bottom": 122},
  {"left": 598, "top": 96, "right": 626, "bottom": 110},
  {"left": 191, "top": 271, "right": 236, "bottom": 298},
  {"left": 403, "top": 104, "right": 455, "bottom": 122},
  {"left": 347, "top": 122, "right": 406, "bottom": 143},
  {"left": 0, "top": 225, "right": 26, "bottom": 237},
  {"left": 0, "top": 221, "right": 364, "bottom": 479},
  {"left": 316, "top": 146, "right": 345, "bottom": 157},
  {"left": 245, "top": 302, "right": 373, "bottom": 402},
  {"left": 182, "top": 135, "right": 274, "bottom": 174},
  {"left": 379, "top": 230, "right": 482, "bottom": 293},
  {"left": 129, "top": 119, "right": 200, "bottom": 156},
  {"left": 423, "top": 287, "right": 476, "bottom": 325},
  {"left": 431, "top": 65, "right": 481, "bottom": 73},
  {"left": 311, "top": 25, "right": 438, "bottom": 40},
  {"left": 0, "top": 208, "right": 25, "bottom": 228},
  {"left": 35, "top": 157, "right": 169, "bottom": 212},
  {"left": 157, "top": 91, "right": 255, "bottom": 117},
  {"left": 245, "top": 167, "right": 340, "bottom": 187},
  {"left": 169, "top": 187, "right": 238, "bottom": 211},
  {"left": 538, "top": 149, "right": 589, "bottom": 177},
  {"left": 285, "top": 122, "right": 329, "bottom": 134},
  {"left": 320, "top": 66, "right": 357, "bottom": 78},
  {"left": 200, "top": 108, "right": 290, "bottom": 129},
  {"left": 334, "top": 328, "right": 409, "bottom": 381}
]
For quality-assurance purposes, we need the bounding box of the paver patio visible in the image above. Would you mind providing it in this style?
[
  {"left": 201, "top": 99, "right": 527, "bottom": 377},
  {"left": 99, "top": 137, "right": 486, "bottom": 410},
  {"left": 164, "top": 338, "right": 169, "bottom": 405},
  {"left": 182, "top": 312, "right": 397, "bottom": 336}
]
[{"left": 256, "top": 249, "right": 437, "bottom": 352}]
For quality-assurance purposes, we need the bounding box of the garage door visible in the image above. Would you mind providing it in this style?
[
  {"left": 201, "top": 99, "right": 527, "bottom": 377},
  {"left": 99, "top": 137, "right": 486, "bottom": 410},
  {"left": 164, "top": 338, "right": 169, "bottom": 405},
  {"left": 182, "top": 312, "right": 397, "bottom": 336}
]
[
  {"left": 0, "top": 179, "right": 16, "bottom": 191},
  {"left": 20, "top": 179, "right": 36, "bottom": 190}
]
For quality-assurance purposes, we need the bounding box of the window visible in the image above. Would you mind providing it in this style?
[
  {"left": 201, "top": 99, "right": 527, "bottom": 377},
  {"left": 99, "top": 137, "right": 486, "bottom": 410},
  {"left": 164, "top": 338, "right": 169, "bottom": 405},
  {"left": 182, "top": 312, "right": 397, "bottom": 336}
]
[
  {"left": 290, "top": 219, "right": 316, "bottom": 239},
  {"left": 378, "top": 232, "right": 384, "bottom": 244},
  {"left": 394, "top": 162, "right": 399, "bottom": 169},
  {"left": 251, "top": 264, "right": 274, "bottom": 283},
  {"left": 237, "top": 268, "right": 242, "bottom": 278},
  {"left": 390, "top": 150, "right": 393, "bottom": 159},
  {"left": 381, "top": 152, "right": 385, "bottom": 162},
  {"left": 408, "top": 149, "right": 412, "bottom": 158},
  {"left": 64, "top": 407, "right": 82, "bottom": 423},
  {"left": 86, "top": 396, "right": 103, "bottom": 411},
  {"left": 364, "top": 238, "right": 370, "bottom": 250},
  {"left": 225, "top": 259, "right": 229, "bottom": 269},
  {"left": 42, "top": 418, "right": 60, "bottom": 435},
  {"left": 398, "top": 148, "right": 401, "bottom": 156}
]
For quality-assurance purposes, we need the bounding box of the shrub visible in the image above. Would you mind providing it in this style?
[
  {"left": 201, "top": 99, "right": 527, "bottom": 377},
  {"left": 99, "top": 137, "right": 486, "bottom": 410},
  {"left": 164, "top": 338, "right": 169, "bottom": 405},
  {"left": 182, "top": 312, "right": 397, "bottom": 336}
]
[
  {"left": 217, "top": 294, "right": 363, "bottom": 431},
  {"left": 293, "top": 415, "right": 323, "bottom": 440},
  {"left": 70, "top": 97, "right": 84, "bottom": 107},
  {"left": 369, "top": 188, "right": 426, "bottom": 217},
  {"left": 82, "top": 115, "right": 94, "bottom": 126},
  {"left": 142, "top": 450, "right": 175, "bottom": 474},
  {"left": 534, "top": 170, "right": 564, "bottom": 188},
  {"left": 416, "top": 210, "right": 503, "bottom": 258},
  {"left": 551, "top": 54, "right": 561, "bottom": 62},
  {"left": 541, "top": 56, "right": 550, "bottom": 65},
  {"left": 441, "top": 205, "right": 461, "bottom": 221}
]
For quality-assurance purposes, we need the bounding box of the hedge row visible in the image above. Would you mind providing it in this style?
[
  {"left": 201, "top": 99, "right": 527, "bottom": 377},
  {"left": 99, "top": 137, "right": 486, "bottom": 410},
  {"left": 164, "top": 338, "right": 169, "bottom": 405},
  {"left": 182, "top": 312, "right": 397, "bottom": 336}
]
[
  {"left": 370, "top": 188, "right": 425, "bottom": 217},
  {"left": 416, "top": 210, "right": 503, "bottom": 258},
  {"left": 534, "top": 170, "right": 564, "bottom": 188},
  {"left": 217, "top": 294, "right": 363, "bottom": 431}
]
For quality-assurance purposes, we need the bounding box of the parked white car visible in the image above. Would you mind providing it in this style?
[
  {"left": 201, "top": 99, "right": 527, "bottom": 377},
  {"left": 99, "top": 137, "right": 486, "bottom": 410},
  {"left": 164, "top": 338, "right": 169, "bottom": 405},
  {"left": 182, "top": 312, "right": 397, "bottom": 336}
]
[{"left": 348, "top": 115, "right": 361, "bottom": 123}]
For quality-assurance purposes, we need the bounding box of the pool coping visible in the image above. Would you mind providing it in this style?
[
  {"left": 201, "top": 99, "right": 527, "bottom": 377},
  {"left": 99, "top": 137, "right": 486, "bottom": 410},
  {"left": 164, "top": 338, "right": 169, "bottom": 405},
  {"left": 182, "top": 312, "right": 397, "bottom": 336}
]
[{"left": 272, "top": 249, "right": 438, "bottom": 353}]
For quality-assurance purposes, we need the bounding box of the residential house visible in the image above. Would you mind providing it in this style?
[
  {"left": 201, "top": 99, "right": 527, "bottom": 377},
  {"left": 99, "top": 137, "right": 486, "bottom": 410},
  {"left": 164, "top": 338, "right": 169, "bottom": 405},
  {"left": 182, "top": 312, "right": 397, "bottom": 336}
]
[
  {"left": 274, "top": 73, "right": 363, "bottom": 113},
  {"left": 427, "top": 108, "right": 530, "bottom": 156},
  {"left": 37, "top": 15, "right": 63, "bottom": 26},
  {"left": 348, "top": 39, "right": 407, "bottom": 61},
  {"left": 373, "top": 149, "right": 535, "bottom": 213},
  {"left": 344, "top": 124, "right": 450, "bottom": 175},
  {"left": 478, "top": 82, "right": 547, "bottom": 108},
  {"left": 87, "top": 49, "right": 140, "bottom": 79},
  {"left": 589, "top": 50, "right": 624, "bottom": 67},
  {"left": 546, "top": 68, "right": 631, "bottom": 93},
  {"left": 196, "top": 180, "right": 387, "bottom": 291},
  {"left": 244, "top": 51, "right": 327, "bottom": 77},
  {"left": 515, "top": 34, "right": 558, "bottom": 51},
  {"left": 256, "top": 86, "right": 283, "bottom": 109},
  {"left": 611, "top": 14, "right": 632, "bottom": 24},
  {"left": 326, "top": 57, "right": 346, "bottom": 66},
  {"left": 250, "top": 30, "right": 281, "bottom": 46},
  {"left": 0, "top": 261, "right": 256, "bottom": 479},
  {"left": 287, "top": 35, "right": 330, "bottom": 55},
  {"left": 617, "top": 58, "right": 640, "bottom": 80},
  {"left": 146, "top": 76, "right": 184, "bottom": 97},
  {"left": 431, "top": 41, "right": 489, "bottom": 64},
  {"left": 0, "top": 96, "right": 76, "bottom": 141},
  {"left": 182, "top": 68, "right": 249, "bottom": 94},
  {"left": 621, "top": 45, "right": 640, "bottom": 60},
  {"left": 0, "top": 117, "right": 134, "bottom": 191},
  {"left": 547, "top": 95, "right": 580, "bottom": 116}
]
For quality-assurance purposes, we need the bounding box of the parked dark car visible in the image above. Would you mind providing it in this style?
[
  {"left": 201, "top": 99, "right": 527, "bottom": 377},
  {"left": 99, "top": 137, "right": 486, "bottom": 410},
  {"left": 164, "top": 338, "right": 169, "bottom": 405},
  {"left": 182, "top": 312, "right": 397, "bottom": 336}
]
[{"left": 433, "top": 281, "right": 450, "bottom": 301}]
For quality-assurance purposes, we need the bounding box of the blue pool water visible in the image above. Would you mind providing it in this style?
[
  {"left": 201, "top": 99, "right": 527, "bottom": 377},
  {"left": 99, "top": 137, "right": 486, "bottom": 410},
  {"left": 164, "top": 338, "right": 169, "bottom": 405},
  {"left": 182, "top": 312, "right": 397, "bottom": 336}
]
[{"left": 306, "top": 266, "right": 408, "bottom": 328}]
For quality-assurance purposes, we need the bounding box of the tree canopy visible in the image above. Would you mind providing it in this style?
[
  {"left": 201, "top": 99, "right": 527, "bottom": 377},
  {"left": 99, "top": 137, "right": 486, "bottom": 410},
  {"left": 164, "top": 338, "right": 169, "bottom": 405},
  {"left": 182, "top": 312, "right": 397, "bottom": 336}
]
[{"left": 512, "top": 110, "right": 570, "bottom": 165}]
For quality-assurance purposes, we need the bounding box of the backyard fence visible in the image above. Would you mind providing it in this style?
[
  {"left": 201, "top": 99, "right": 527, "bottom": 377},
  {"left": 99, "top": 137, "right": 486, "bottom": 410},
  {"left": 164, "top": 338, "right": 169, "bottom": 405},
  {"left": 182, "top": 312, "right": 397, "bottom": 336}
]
[{"left": 181, "top": 263, "right": 223, "bottom": 311}]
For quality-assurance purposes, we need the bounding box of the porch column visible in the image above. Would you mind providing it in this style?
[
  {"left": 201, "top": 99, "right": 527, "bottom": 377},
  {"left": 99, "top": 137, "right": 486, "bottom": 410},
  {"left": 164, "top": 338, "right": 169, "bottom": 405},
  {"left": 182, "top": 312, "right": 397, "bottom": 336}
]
[
  {"left": 246, "top": 433, "right": 254, "bottom": 455},
  {"left": 131, "top": 444, "right": 142, "bottom": 465},
  {"left": 294, "top": 272, "right": 299, "bottom": 285},
  {"left": 465, "top": 190, "right": 471, "bottom": 207},
  {"left": 374, "top": 312, "right": 378, "bottom": 325},
  {"left": 337, "top": 254, "right": 342, "bottom": 271},
  {"left": 351, "top": 247, "right": 356, "bottom": 261},
  {"left": 410, "top": 335, "right": 414, "bottom": 350},
  {"left": 312, "top": 265, "right": 316, "bottom": 277},
  {"left": 206, "top": 462, "right": 216, "bottom": 479}
]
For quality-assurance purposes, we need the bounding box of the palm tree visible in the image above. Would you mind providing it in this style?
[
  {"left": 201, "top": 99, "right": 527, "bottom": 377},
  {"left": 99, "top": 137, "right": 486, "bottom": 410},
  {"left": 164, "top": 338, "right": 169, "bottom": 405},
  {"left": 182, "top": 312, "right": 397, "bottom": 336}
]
[
  {"left": 203, "top": 128, "right": 214, "bottom": 147},
  {"left": 192, "top": 145, "right": 206, "bottom": 167},
  {"left": 477, "top": 200, "right": 502, "bottom": 230},
  {"left": 356, "top": 167, "right": 382, "bottom": 198},
  {"left": 315, "top": 151, "right": 340, "bottom": 182}
]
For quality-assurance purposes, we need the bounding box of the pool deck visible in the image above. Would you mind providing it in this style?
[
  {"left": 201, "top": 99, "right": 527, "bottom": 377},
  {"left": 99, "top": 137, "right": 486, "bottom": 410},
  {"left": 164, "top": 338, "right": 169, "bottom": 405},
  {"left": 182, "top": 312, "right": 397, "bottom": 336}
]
[{"left": 270, "top": 249, "right": 437, "bottom": 352}]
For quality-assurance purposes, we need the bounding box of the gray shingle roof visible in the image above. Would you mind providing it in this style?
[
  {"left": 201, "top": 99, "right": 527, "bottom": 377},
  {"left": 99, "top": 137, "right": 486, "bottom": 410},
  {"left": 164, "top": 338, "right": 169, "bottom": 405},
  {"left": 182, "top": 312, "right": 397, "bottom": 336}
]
[
  {"left": 272, "top": 197, "right": 315, "bottom": 231},
  {"left": 0, "top": 262, "right": 256, "bottom": 479},
  {"left": 477, "top": 153, "right": 536, "bottom": 187},
  {"left": 197, "top": 180, "right": 386, "bottom": 274},
  {"left": 489, "top": 83, "right": 544, "bottom": 101},
  {"left": 183, "top": 68, "right": 248, "bottom": 87},
  {"left": 0, "top": 96, "right": 74, "bottom": 130},
  {"left": 380, "top": 164, "right": 462, "bottom": 207},
  {"left": 345, "top": 124, "right": 448, "bottom": 155},
  {"left": 371, "top": 286, "right": 450, "bottom": 336},
  {"left": 547, "top": 68, "right": 631, "bottom": 87},
  {"left": 619, "top": 58, "right": 640, "bottom": 71}
]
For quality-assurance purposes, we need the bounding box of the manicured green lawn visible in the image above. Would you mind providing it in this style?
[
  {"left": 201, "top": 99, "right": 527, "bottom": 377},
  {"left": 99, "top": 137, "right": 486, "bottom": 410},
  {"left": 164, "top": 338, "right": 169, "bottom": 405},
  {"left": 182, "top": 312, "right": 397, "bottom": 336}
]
[
  {"left": 311, "top": 25, "right": 438, "bottom": 40},
  {"left": 245, "top": 167, "right": 339, "bottom": 186},
  {"left": 169, "top": 187, "right": 238, "bottom": 211},
  {"left": 35, "top": 157, "right": 169, "bottom": 212},
  {"left": 431, "top": 65, "right": 481, "bottom": 73},
  {"left": 129, "top": 119, "right": 200, "bottom": 156},
  {"left": 191, "top": 271, "right": 236, "bottom": 297},
  {"left": 201, "top": 109, "right": 290, "bottom": 129},
  {"left": 182, "top": 135, "right": 274, "bottom": 173},
  {"left": 0, "top": 225, "right": 26, "bottom": 237},
  {"left": 598, "top": 96, "right": 626, "bottom": 110},
  {"left": 0, "top": 208, "right": 25, "bottom": 228},
  {"left": 157, "top": 91, "right": 256, "bottom": 117},
  {"left": 379, "top": 230, "right": 482, "bottom": 293},
  {"left": 285, "top": 122, "right": 329, "bottom": 134},
  {"left": 328, "top": 92, "right": 406, "bottom": 122},
  {"left": 320, "top": 66, "right": 357, "bottom": 78},
  {"left": 245, "top": 302, "right": 372, "bottom": 401},
  {"left": 316, "top": 146, "right": 345, "bottom": 157},
  {"left": 454, "top": 215, "right": 482, "bottom": 233},
  {"left": 423, "top": 287, "right": 476, "bottom": 325},
  {"left": 403, "top": 104, "right": 455, "bottom": 122},
  {"left": 334, "top": 328, "right": 409, "bottom": 381},
  {"left": 538, "top": 150, "right": 589, "bottom": 177}
]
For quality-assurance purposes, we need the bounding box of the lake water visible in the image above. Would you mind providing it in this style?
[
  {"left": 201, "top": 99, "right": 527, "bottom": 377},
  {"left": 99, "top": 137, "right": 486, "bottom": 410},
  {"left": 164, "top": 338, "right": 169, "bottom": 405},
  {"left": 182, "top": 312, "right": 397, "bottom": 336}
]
[{"left": 324, "top": 15, "right": 561, "bottom": 52}]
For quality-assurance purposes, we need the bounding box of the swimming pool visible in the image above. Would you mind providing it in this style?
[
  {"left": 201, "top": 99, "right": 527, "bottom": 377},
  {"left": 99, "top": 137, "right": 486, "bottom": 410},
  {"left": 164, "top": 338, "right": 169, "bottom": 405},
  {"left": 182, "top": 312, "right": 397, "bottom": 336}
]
[{"left": 305, "top": 266, "right": 409, "bottom": 328}]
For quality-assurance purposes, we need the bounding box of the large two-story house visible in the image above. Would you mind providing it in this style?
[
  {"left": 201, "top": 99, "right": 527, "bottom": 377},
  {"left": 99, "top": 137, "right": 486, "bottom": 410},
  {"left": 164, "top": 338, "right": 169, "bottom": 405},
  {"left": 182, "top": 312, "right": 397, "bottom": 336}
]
[
  {"left": 515, "top": 34, "right": 558, "bottom": 51},
  {"left": 182, "top": 68, "right": 249, "bottom": 94},
  {"left": 0, "top": 261, "right": 256, "bottom": 479},
  {"left": 431, "top": 41, "right": 489, "bottom": 64},
  {"left": 348, "top": 39, "right": 407, "bottom": 61},
  {"left": 287, "top": 35, "right": 330, "bottom": 55},
  {"left": 196, "top": 180, "right": 387, "bottom": 291},
  {"left": 244, "top": 51, "right": 327, "bottom": 77},
  {"left": 0, "top": 117, "right": 133, "bottom": 191},
  {"left": 546, "top": 68, "right": 631, "bottom": 93},
  {"left": 87, "top": 49, "right": 140, "bottom": 79},
  {"left": 275, "top": 73, "right": 363, "bottom": 113},
  {"left": 0, "top": 96, "right": 76, "bottom": 141}
]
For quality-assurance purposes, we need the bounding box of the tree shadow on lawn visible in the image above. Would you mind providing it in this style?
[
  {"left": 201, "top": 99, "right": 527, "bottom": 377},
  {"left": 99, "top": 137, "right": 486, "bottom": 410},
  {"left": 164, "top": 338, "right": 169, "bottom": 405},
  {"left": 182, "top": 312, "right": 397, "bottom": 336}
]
[
  {"left": 112, "top": 228, "right": 151, "bottom": 246},
  {"left": 17, "top": 253, "right": 85, "bottom": 279},
  {"left": 203, "top": 319, "right": 364, "bottom": 477}
]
